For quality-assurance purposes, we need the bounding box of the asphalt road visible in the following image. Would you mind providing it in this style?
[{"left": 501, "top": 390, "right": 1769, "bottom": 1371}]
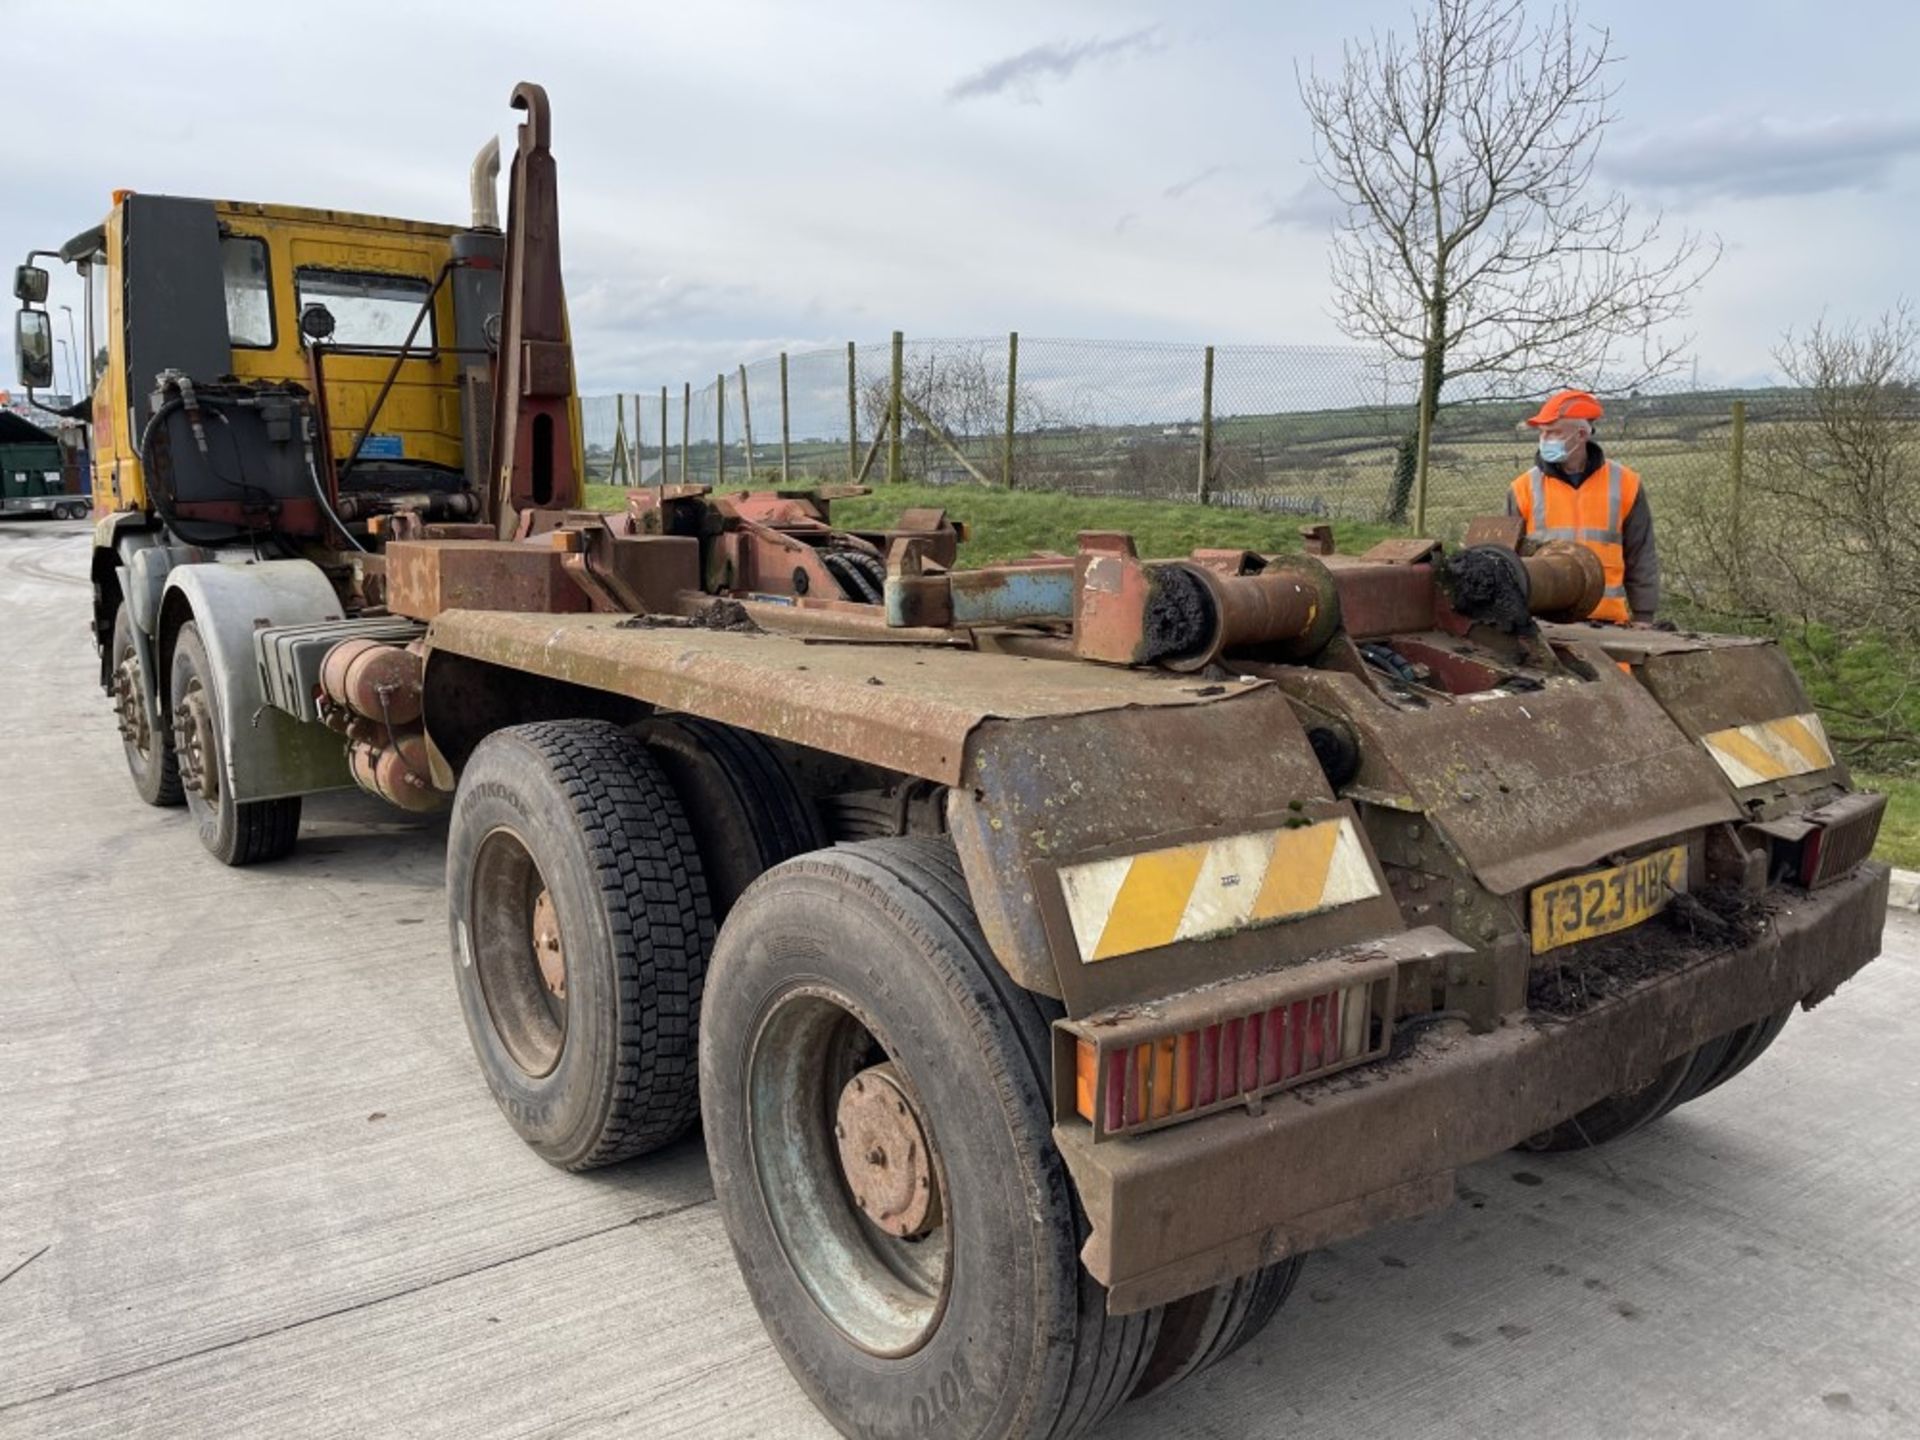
[{"left": 2, "top": 518, "right": 1916, "bottom": 1439}]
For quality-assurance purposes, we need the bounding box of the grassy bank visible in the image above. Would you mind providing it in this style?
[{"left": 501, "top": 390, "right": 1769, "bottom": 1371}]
[
  {"left": 582, "top": 481, "right": 1399, "bottom": 565},
  {"left": 1858, "top": 774, "right": 1920, "bottom": 870}
]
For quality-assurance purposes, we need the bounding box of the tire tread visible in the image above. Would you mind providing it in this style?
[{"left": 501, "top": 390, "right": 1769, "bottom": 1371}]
[
  {"left": 845, "top": 837, "right": 1160, "bottom": 1440},
  {"left": 468, "top": 720, "right": 713, "bottom": 1170}
]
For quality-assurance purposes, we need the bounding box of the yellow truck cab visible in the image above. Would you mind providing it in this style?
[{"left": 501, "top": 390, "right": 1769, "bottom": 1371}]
[
  {"left": 78, "top": 197, "right": 479, "bottom": 517},
  {"left": 11, "top": 119, "right": 584, "bottom": 864}
]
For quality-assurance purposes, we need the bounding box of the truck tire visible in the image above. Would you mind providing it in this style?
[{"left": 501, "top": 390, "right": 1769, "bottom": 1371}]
[
  {"left": 1697, "top": 1008, "right": 1793, "bottom": 1096},
  {"left": 636, "top": 715, "right": 824, "bottom": 916},
  {"left": 700, "top": 837, "right": 1159, "bottom": 1440},
  {"left": 1130, "top": 1255, "right": 1305, "bottom": 1401},
  {"left": 111, "top": 606, "right": 183, "bottom": 807},
  {"left": 447, "top": 720, "right": 714, "bottom": 1171},
  {"left": 1517, "top": 1048, "right": 1695, "bottom": 1152},
  {"left": 169, "top": 621, "right": 301, "bottom": 865},
  {"left": 1647, "top": 1030, "right": 1743, "bottom": 1122},
  {"left": 1524, "top": 1014, "right": 1786, "bottom": 1153}
]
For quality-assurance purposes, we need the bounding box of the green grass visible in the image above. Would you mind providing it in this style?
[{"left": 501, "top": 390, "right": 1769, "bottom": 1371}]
[
  {"left": 1855, "top": 773, "right": 1920, "bottom": 870},
  {"left": 582, "top": 480, "right": 1399, "bottom": 565}
]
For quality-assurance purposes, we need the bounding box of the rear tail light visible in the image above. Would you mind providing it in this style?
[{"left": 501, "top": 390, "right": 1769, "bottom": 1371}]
[
  {"left": 1743, "top": 790, "right": 1886, "bottom": 890},
  {"left": 1055, "top": 954, "right": 1396, "bottom": 1141},
  {"left": 1798, "top": 791, "right": 1885, "bottom": 888}
]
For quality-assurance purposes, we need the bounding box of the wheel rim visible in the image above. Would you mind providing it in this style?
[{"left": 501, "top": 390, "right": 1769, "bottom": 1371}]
[
  {"left": 470, "top": 826, "right": 567, "bottom": 1077},
  {"left": 112, "top": 646, "right": 153, "bottom": 761},
  {"left": 747, "top": 985, "right": 952, "bottom": 1357},
  {"left": 172, "top": 678, "right": 220, "bottom": 811}
]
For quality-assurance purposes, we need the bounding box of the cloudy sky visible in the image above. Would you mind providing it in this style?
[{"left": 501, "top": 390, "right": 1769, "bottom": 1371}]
[{"left": 7, "top": 0, "right": 1918, "bottom": 396}]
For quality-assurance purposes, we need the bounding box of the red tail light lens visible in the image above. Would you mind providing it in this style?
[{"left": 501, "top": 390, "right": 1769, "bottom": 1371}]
[{"left": 1063, "top": 958, "right": 1396, "bottom": 1140}]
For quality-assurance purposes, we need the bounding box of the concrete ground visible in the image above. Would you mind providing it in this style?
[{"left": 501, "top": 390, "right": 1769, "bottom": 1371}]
[{"left": 1, "top": 517, "right": 1915, "bottom": 1439}]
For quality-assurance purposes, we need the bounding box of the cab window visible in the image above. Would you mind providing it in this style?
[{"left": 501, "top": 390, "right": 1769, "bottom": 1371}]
[
  {"left": 85, "top": 261, "right": 110, "bottom": 390},
  {"left": 221, "top": 236, "right": 274, "bottom": 348},
  {"left": 295, "top": 268, "right": 434, "bottom": 354}
]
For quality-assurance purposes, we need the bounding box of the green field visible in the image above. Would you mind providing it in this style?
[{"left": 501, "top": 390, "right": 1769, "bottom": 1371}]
[
  {"left": 583, "top": 480, "right": 1400, "bottom": 562},
  {"left": 584, "top": 387, "right": 1762, "bottom": 538}
]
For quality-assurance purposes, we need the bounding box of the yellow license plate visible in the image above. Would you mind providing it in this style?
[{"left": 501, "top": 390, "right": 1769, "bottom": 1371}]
[{"left": 1529, "top": 845, "right": 1688, "bottom": 955}]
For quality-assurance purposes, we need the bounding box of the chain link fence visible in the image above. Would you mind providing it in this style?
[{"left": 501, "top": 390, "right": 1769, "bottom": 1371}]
[{"left": 579, "top": 337, "right": 1794, "bottom": 544}]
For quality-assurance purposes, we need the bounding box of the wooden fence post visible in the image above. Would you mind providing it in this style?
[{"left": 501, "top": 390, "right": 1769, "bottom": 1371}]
[
  {"left": 779, "top": 352, "right": 791, "bottom": 485},
  {"left": 1729, "top": 398, "right": 1747, "bottom": 564},
  {"left": 1197, "top": 345, "right": 1215, "bottom": 504},
  {"left": 888, "top": 331, "right": 904, "bottom": 484},
  {"left": 716, "top": 374, "right": 726, "bottom": 488},
  {"left": 1003, "top": 331, "right": 1019, "bottom": 489},
  {"left": 738, "top": 363, "right": 755, "bottom": 477},
  {"left": 846, "top": 341, "right": 858, "bottom": 482},
  {"left": 610, "top": 395, "right": 629, "bottom": 486}
]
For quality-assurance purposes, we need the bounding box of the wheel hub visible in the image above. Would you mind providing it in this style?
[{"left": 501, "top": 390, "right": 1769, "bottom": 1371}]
[
  {"left": 173, "top": 689, "right": 218, "bottom": 802},
  {"left": 834, "top": 1062, "right": 941, "bottom": 1240},
  {"left": 112, "top": 656, "right": 149, "bottom": 751},
  {"left": 531, "top": 888, "right": 566, "bottom": 999}
]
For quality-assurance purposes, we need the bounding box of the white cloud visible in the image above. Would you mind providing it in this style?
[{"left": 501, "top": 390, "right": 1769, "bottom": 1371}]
[
  {"left": 1258, "top": 179, "right": 1347, "bottom": 231},
  {"left": 946, "top": 27, "right": 1165, "bottom": 104},
  {"left": 1604, "top": 114, "right": 1920, "bottom": 202}
]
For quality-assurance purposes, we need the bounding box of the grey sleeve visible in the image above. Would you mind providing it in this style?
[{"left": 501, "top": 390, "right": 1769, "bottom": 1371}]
[
  {"left": 1622, "top": 486, "right": 1660, "bottom": 621},
  {"left": 1505, "top": 488, "right": 1520, "bottom": 518}
]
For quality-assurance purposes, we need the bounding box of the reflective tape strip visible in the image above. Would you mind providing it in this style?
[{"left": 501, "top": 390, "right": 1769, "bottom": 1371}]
[
  {"left": 1606, "top": 462, "right": 1622, "bottom": 532},
  {"left": 1058, "top": 818, "right": 1382, "bottom": 964},
  {"left": 1530, "top": 467, "right": 1546, "bottom": 526},
  {"left": 1603, "top": 585, "right": 1628, "bottom": 598},
  {"left": 1534, "top": 526, "right": 1621, "bottom": 544},
  {"left": 1701, "top": 712, "right": 1835, "bottom": 788}
]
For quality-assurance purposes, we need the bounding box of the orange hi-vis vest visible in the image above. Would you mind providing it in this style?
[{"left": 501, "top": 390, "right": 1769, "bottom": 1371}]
[{"left": 1509, "top": 460, "right": 1640, "bottom": 624}]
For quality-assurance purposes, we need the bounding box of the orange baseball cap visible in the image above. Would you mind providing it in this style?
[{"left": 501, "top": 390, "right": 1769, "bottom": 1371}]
[{"left": 1525, "top": 389, "right": 1604, "bottom": 427}]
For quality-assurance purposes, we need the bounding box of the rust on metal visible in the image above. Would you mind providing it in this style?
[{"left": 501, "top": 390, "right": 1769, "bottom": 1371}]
[
  {"left": 947, "top": 694, "right": 1400, "bottom": 1007},
  {"left": 386, "top": 539, "right": 591, "bottom": 621},
  {"left": 173, "top": 690, "right": 218, "bottom": 802},
  {"left": 422, "top": 610, "right": 1267, "bottom": 788},
  {"left": 531, "top": 888, "right": 566, "bottom": 999},
  {"left": 1318, "top": 556, "right": 1439, "bottom": 639},
  {"left": 1063, "top": 861, "right": 1888, "bottom": 1314},
  {"left": 318, "top": 637, "right": 423, "bottom": 726},
  {"left": 1358, "top": 537, "right": 1443, "bottom": 566},
  {"left": 1522, "top": 541, "right": 1605, "bottom": 621},
  {"left": 1275, "top": 655, "right": 1739, "bottom": 898},
  {"left": 834, "top": 1063, "right": 941, "bottom": 1240},
  {"left": 1070, "top": 535, "right": 1332, "bottom": 671},
  {"left": 490, "top": 82, "right": 580, "bottom": 533},
  {"left": 1462, "top": 514, "right": 1524, "bottom": 550}
]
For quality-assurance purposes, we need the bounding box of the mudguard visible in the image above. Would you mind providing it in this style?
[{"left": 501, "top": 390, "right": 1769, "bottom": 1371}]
[{"left": 158, "top": 559, "right": 352, "bottom": 803}]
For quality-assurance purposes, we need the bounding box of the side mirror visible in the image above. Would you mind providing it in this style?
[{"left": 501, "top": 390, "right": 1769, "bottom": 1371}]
[
  {"left": 13, "top": 265, "right": 49, "bottom": 304},
  {"left": 14, "top": 309, "right": 55, "bottom": 388}
]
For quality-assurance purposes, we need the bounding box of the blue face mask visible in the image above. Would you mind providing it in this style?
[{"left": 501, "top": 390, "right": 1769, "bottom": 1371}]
[{"left": 1538, "top": 438, "right": 1571, "bottom": 465}]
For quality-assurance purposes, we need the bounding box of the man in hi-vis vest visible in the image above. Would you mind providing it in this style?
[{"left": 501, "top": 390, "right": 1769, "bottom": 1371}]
[{"left": 1505, "top": 389, "right": 1660, "bottom": 625}]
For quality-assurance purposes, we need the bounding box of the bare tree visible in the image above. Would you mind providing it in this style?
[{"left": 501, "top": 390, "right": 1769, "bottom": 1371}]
[
  {"left": 1297, "top": 0, "right": 1717, "bottom": 527},
  {"left": 857, "top": 342, "right": 1066, "bottom": 486},
  {"left": 1664, "top": 307, "right": 1920, "bottom": 762}
]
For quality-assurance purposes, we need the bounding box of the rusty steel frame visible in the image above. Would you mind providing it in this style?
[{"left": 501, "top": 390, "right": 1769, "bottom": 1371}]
[{"left": 1065, "top": 861, "right": 1889, "bottom": 1314}]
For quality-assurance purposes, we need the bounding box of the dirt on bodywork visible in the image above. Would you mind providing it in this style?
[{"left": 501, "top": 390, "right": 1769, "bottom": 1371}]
[
  {"left": 1527, "top": 885, "right": 1774, "bottom": 1017},
  {"left": 619, "top": 598, "right": 762, "bottom": 634}
]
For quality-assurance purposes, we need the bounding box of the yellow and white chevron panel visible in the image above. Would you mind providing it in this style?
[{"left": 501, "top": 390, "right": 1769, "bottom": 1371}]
[
  {"left": 1701, "top": 711, "right": 1834, "bottom": 788},
  {"left": 1057, "top": 817, "right": 1381, "bottom": 964}
]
